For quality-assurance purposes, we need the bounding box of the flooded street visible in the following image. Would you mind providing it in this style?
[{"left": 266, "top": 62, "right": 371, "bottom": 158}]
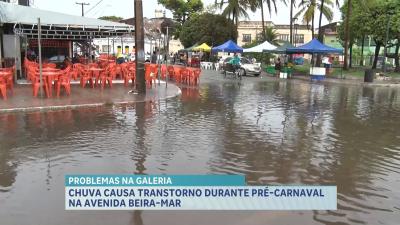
[{"left": 1, "top": 74, "right": 400, "bottom": 225}]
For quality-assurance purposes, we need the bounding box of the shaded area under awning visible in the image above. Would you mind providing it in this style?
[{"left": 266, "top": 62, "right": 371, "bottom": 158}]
[{"left": 0, "top": 2, "right": 134, "bottom": 40}]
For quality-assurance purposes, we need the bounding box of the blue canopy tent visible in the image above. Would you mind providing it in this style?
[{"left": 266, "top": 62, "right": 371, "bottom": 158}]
[
  {"left": 212, "top": 40, "right": 243, "bottom": 53},
  {"left": 286, "top": 39, "right": 343, "bottom": 80},
  {"left": 286, "top": 38, "right": 343, "bottom": 54}
]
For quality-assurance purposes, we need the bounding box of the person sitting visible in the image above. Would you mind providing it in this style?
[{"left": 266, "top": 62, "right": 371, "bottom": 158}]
[
  {"left": 228, "top": 53, "right": 241, "bottom": 70},
  {"left": 116, "top": 52, "right": 125, "bottom": 64}
]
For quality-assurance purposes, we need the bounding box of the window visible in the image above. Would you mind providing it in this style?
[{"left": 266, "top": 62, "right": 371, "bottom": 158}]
[
  {"left": 278, "top": 34, "right": 289, "bottom": 42},
  {"left": 294, "top": 34, "right": 304, "bottom": 44},
  {"left": 242, "top": 34, "right": 252, "bottom": 43}
]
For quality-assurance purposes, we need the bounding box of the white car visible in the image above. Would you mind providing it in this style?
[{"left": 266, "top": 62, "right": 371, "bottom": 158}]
[{"left": 222, "top": 56, "right": 262, "bottom": 76}]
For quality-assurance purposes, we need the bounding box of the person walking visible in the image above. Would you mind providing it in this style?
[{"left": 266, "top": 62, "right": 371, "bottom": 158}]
[{"left": 274, "top": 57, "right": 282, "bottom": 77}]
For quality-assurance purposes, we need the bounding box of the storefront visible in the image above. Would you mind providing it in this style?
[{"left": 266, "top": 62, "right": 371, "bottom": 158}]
[{"left": 0, "top": 1, "right": 134, "bottom": 79}]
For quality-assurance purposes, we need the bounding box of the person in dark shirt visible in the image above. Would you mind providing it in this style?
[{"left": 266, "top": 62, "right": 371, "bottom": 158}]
[
  {"left": 274, "top": 57, "right": 282, "bottom": 76},
  {"left": 151, "top": 51, "right": 157, "bottom": 64}
]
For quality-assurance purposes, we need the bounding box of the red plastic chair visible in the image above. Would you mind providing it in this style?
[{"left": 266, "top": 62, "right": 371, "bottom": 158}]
[
  {"left": 0, "top": 77, "right": 7, "bottom": 100},
  {"left": 180, "top": 68, "right": 190, "bottom": 84},
  {"left": 80, "top": 70, "right": 94, "bottom": 88},
  {"left": 43, "top": 63, "right": 57, "bottom": 68},
  {"left": 123, "top": 67, "right": 135, "bottom": 86},
  {"left": 31, "top": 74, "right": 50, "bottom": 98},
  {"left": 160, "top": 65, "right": 167, "bottom": 80},
  {"left": 173, "top": 66, "right": 183, "bottom": 83},
  {"left": 56, "top": 73, "right": 71, "bottom": 97},
  {"left": 98, "top": 68, "right": 113, "bottom": 89},
  {"left": 167, "top": 66, "right": 175, "bottom": 80},
  {"left": 192, "top": 68, "right": 201, "bottom": 85}
]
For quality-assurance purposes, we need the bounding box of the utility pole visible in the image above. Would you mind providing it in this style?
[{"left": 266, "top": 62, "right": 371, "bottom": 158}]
[
  {"left": 135, "top": 0, "right": 146, "bottom": 94},
  {"left": 289, "top": 0, "right": 294, "bottom": 45},
  {"left": 76, "top": 2, "right": 90, "bottom": 17}
]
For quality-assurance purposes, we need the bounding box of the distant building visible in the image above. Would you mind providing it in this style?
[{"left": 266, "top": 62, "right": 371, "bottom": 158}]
[
  {"left": 97, "top": 7, "right": 184, "bottom": 55},
  {"left": 237, "top": 20, "right": 313, "bottom": 47},
  {"left": 319, "top": 22, "right": 342, "bottom": 49}
]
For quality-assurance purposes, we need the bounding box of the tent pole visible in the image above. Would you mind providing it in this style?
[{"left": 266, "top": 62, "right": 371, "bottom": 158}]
[
  {"left": 14, "top": 32, "right": 18, "bottom": 82},
  {"left": 38, "top": 18, "right": 43, "bottom": 98},
  {"left": 107, "top": 36, "right": 110, "bottom": 58},
  {"left": 165, "top": 26, "right": 169, "bottom": 87}
]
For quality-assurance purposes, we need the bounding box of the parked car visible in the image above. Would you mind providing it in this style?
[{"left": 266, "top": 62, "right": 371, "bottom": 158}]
[
  {"left": 221, "top": 56, "right": 261, "bottom": 76},
  {"left": 48, "top": 55, "right": 65, "bottom": 64}
]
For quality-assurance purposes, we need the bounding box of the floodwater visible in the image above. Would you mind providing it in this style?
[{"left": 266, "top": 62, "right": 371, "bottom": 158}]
[{"left": 0, "top": 78, "right": 400, "bottom": 225}]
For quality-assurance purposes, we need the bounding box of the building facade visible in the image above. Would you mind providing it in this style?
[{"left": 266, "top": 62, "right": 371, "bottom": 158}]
[{"left": 237, "top": 21, "right": 313, "bottom": 47}]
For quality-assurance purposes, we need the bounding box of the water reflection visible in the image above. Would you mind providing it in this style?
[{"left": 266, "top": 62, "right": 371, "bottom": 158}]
[{"left": 0, "top": 80, "right": 399, "bottom": 225}]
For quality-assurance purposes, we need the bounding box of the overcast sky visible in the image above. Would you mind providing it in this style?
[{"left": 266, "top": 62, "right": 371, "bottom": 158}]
[{"left": 32, "top": 0, "right": 342, "bottom": 26}]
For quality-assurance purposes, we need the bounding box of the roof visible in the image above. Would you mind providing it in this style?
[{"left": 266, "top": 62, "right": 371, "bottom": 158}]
[
  {"left": 193, "top": 43, "right": 211, "bottom": 52},
  {"left": 0, "top": 2, "right": 132, "bottom": 29},
  {"left": 264, "top": 41, "right": 294, "bottom": 54},
  {"left": 212, "top": 40, "right": 243, "bottom": 53},
  {"left": 243, "top": 40, "right": 276, "bottom": 53},
  {"left": 286, "top": 38, "right": 343, "bottom": 54}
]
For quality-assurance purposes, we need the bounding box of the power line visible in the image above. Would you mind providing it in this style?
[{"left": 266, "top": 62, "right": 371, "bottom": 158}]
[
  {"left": 76, "top": 2, "right": 90, "bottom": 17},
  {"left": 85, "top": 0, "right": 104, "bottom": 15}
]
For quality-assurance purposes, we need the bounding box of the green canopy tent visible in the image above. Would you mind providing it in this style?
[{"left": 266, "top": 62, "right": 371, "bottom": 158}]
[{"left": 264, "top": 41, "right": 295, "bottom": 54}]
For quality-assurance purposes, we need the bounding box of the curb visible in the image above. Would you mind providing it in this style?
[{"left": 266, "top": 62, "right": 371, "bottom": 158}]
[{"left": 0, "top": 87, "right": 182, "bottom": 114}]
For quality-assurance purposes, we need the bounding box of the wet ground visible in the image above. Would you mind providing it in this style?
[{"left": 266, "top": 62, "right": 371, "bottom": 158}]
[
  {"left": 0, "top": 71, "right": 399, "bottom": 225},
  {"left": 0, "top": 80, "right": 179, "bottom": 113}
]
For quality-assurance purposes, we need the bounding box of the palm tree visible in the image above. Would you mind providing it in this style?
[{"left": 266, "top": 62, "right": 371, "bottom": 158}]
[
  {"left": 215, "top": 0, "right": 257, "bottom": 28},
  {"left": 259, "top": 0, "right": 281, "bottom": 41},
  {"left": 290, "top": 0, "right": 295, "bottom": 44},
  {"left": 295, "top": 0, "right": 334, "bottom": 38},
  {"left": 264, "top": 26, "right": 279, "bottom": 45},
  {"left": 317, "top": 0, "right": 339, "bottom": 42},
  {"left": 315, "top": 0, "right": 339, "bottom": 66},
  {"left": 343, "top": 0, "right": 352, "bottom": 70}
]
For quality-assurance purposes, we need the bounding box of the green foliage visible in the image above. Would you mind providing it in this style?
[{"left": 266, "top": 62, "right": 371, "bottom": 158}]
[
  {"left": 338, "top": 0, "right": 400, "bottom": 46},
  {"left": 158, "top": 0, "right": 203, "bottom": 24},
  {"left": 179, "top": 13, "right": 237, "bottom": 48},
  {"left": 296, "top": 0, "right": 335, "bottom": 27},
  {"left": 215, "top": 0, "right": 258, "bottom": 26},
  {"left": 264, "top": 26, "right": 279, "bottom": 45},
  {"left": 98, "top": 16, "right": 123, "bottom": 22}
]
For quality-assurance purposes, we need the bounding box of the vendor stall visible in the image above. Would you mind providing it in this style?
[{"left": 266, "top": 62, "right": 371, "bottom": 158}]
[
  {"left": 212, "top": 40, "right": 243, "bottom": 53},
  {"left": 286, "top": 39, "right": 343, "bottom": 80},
  {"left": 243, "top": 40, "right": 276, "bottom": 53}
]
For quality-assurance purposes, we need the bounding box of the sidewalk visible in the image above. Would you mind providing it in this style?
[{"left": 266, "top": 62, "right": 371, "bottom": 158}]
[{"left": 0, "top": 83, "right": 181, "bottom": 113}]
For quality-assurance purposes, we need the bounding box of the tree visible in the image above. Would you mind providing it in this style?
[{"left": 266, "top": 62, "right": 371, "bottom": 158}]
[
  {"left": 343, "top": 0, "right": 352, "bottom": 70},
  {"left": 215, "top": 0, "right": 257, "bottom": 28},
  {"left": 158, "top": 0, "right": 203, "bottom": 24},
  {"left": 317, "top": 0, "right": 338, "bottom": 43},
  {"left": 295, "top": 0, "right": 333, "bottom": 38},
  {"left": 339, "top": 0, "right": 400, "bottom": 70},
  {"left": 179, "top": 13, "right": 237, "bottom": 48},
  {"left": 259, "top": 0, "right": 281, "bottom": 41},
  {"left": 98, "top": 16, "right": 123, "bottom": 22},
  {"left": 315, "top": 0, "right": 338, "bottom": 66},
  {"left": 264, "top": 26, "right": 279, "bottom": 45}
]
